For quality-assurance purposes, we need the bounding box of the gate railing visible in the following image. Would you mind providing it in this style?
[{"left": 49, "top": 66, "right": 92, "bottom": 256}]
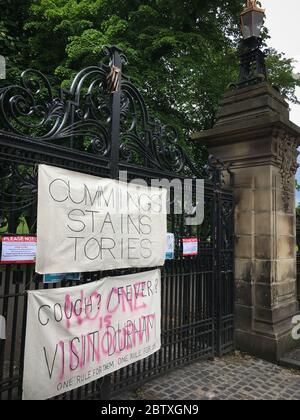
[{"left": 0, "top": 46, "right": 235, "bottom": 400}]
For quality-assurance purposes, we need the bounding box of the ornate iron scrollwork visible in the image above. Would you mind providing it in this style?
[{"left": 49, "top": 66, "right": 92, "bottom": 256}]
[
  {"left": 118, "top": 78, "right": 205, "bottom": 176},
  {"left": 0, "top": 162, "right": 38, "bottom": 234},
  {"left": 0, "top": 60, "right": 111, "bottom": 157},
  {"left": 0, "top": 46, "right": 226, "bottom": 182},
  {"left": 204, "top": 155, "right": 233, "bottom": 189}
]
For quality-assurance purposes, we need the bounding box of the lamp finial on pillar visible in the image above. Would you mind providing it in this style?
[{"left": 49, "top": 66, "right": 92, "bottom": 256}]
[{"left": 238, "top": 0, "right": 267, "bottom": 88}]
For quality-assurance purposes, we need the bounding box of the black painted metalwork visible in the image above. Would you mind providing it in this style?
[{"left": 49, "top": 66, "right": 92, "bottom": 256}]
[
  {"left": 237, "top": 36, "right": 267, "bottom": 89},
  {"left": 0, "top": 46, "right": 235, "bottom": 400},
  {"left": 0, "top": 46, "right": 203, "bottom": 178}
]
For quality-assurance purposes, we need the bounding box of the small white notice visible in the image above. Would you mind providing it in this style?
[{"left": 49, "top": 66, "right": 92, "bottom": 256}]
[
  {"left": 1, "top": 236, "right": 37, "bottom": 264},
  {"left": 182, "top": 238, "right": 198, "bottom": 257},
  {"left": 0, "top": 315, "right": 6, "bottom": 339},
  {"left": 166, "top": 233, "right": 175, "bottom": 260}
]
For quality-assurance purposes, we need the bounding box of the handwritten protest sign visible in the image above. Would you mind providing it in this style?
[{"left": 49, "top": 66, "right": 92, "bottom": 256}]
[
  {"left": 36, "top": 165, "right": 167, "bottom": 274},
  {"left": 22, "top": 269, "right": 161, "bottom": 400}
]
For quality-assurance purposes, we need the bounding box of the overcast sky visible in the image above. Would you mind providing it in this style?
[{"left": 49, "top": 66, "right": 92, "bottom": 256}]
[{"left": 263, "top": 0, "right": 300, "bottom": 202}]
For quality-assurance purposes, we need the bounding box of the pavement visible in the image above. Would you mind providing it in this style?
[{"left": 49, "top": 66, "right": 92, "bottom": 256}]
[
  {"left": 280, "top": 347, "right": 300, "bottom": 370},
  {"left": 112, "top": 352, "right": 300, "bottom": 400}
]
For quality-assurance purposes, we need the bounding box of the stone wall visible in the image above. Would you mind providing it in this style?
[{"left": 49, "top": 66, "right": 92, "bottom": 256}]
[{"left": 193, "top": 82, "right": 300, "bottom": 361}]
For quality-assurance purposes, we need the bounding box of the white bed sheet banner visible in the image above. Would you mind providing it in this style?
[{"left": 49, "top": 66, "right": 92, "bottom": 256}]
[
  {"left": 22, "top": 269, "right": 161, "bottom": 400},
  {"left": 36, "top": 164, "right": 167, "bottom": 274}
]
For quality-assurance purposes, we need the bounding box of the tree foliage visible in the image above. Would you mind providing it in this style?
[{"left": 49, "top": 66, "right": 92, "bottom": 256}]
[
  {"left": 1, "top": 0, "right": 299, "bottom": 135},
  {"left": 0, "top": 0, "right": 31, "bottom": 82}
]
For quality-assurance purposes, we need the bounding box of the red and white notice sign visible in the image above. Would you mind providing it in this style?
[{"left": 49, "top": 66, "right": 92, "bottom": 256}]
[
  {"left": 0, "top": 236, "right": 37, "bottom": 264},
  {"left": 182, "top": 238, "right": 198, "bottom": 257}
]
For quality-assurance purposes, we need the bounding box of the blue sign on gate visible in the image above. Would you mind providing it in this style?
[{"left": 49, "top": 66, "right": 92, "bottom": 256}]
[{"left": 43, "top": 272, "right": 81, "bottom": 284}]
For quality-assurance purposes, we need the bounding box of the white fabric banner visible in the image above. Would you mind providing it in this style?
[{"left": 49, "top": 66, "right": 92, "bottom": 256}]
[
  {"left": 22, "top": 269, "right": 161, "bottom": 400},
  {"left": 36, "top": 164, "right": 167, "bottom": 274},
  {"left": 0, "top": 315, "right": 6, "bottom": 340}
]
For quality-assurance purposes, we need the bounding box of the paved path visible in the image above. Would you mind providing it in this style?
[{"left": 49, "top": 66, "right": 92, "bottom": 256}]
[{"left": 113, "top": 352, "right": 300, "bottom": 400}]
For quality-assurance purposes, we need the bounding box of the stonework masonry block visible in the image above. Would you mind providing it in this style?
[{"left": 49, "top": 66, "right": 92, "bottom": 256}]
[{"left": 193, "top": 82, "right": 300, "bottom": 362}]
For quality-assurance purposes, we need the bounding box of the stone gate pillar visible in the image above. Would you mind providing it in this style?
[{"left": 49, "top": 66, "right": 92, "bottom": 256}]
[{"left": 193, "top": 82, "right": 300, "bottom": 362}]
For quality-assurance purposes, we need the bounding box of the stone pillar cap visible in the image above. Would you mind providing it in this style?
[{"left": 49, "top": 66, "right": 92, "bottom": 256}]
[{"left": 192, "top": 83, "right": 300, "bottom": 147}]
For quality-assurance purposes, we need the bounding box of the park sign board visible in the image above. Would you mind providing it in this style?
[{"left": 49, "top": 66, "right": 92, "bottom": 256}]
[
  {"left": 36, "top": 165, "right": 167, "bottom": 274},
  {"left": 0, "top": 236, "right": 37, "bottom": 264},
  {"left": 22, "top": 269, "right": 161, "bottom": 400},
  {"left": 182, "top": 238, "right": 198, "bottom": 257},
  {"left": 43, "top": 273, "right": 81, "bottom": 284}
]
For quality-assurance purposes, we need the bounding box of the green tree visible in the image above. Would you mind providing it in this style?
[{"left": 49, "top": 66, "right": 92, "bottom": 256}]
[
  {"left": 266, "top": 49, "right": 300, "bottom": 104},
  {"left": 2, "top": 0, "right": 300, "bottom": 136},
  {"left": 0, "top": 0, "right": 31, "bottom": 83},
  {"left": 23, "top": 0, "right": 243, "bottom": 132}
]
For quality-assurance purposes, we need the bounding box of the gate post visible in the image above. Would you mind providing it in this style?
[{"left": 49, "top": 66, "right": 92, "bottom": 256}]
[
  {"left": 107, "top": 46, "right": 124, "bottom": 180},
  {"left": 193, "top": 82, "right": 300, "bottom": 362}
]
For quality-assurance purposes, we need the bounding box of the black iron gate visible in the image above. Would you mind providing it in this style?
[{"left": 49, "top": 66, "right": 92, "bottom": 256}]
[{"left": 0, "top": 47, "right": 235, "bottom": 400}]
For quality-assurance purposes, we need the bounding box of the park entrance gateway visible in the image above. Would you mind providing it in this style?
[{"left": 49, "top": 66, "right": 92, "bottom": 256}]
[{"left": 0, "top": 46, "right": 234, "bottom": 400}]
